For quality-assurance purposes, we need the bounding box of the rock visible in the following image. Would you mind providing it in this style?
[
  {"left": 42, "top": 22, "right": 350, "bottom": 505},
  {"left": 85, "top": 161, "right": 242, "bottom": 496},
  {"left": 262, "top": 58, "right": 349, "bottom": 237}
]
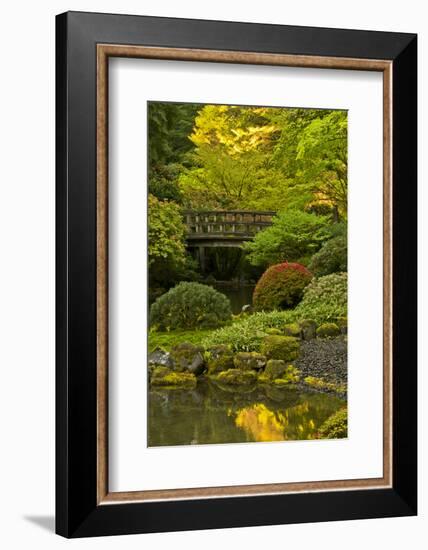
[
  {"left": 261, "top": 335, "right": 300, "bottom": 361},
  {"left": 241, "top": 304, "right": 253, "bottom": 314},
  {"left": 316, "top": 323, "right": 341, "bottom": 338},
  {"left": 149, "top": 365, "right": 171, "bottom": 383},
  {"left": 207, "top": 345, "right": 235, "bottom": 374},
  {"left": 264, "top": 359, "right": 287, "bottom": 379},
  {"left": 233, "top": 352, "right": 266, "bottom": 371},
  {"left": 170, "top": 342, "right": 205, "bottom": 375},
  {"left": 150, "top": 366, "right": 197, "bottom": 388},
  {"left": 299, "top": 319, "right": 317, "bottom": 340},
  {"left": 283, "top": 322, "right": 301, "bottom": 338},
  {"left": 213, "top": 369, "right": 257, "bottom": 385},
  {"left": 336, "top": 317, "right": 348, "bottom": 335},
  {"left": 264, "top": 360, "right": 300, "bottom": 384},
  {"left": 148, "top": 347, "right": 174, "bottom": 368}
]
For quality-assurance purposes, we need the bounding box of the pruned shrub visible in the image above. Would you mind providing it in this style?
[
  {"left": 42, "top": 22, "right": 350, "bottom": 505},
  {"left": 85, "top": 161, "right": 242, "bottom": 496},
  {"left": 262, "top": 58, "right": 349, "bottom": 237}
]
[
  {"left": 253, "top": 262, "right": 312, "bottom": 312},
  {"left": 308, "top": 234, "right": 347, "bottom": 277},
  {"left": 260, "top": 335, "right": 300, "bottom": 361},
  {"left": 149, "top": 282, "right": 232, "bottom": 330},
  {"left": 295, "top": 272, "right": 347, "bottom": 323}
]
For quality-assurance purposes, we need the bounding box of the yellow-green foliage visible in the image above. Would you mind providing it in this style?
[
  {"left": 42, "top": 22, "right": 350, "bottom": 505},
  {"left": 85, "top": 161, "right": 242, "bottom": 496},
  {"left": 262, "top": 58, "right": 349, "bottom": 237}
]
[
  {"left": 213, "top": 369, "right": 257, "bottom": 385},
  {"left": 233, "top": 352, "right": 267, "bottom": 371},
  {"left": 318, "top": 408, "right": 348, "bottom": 439},
  {"left": 316, "top": 322, "right": 340, "bottom": 338},
  {"left": 261, "top": 335, "right": 300, "bottom": 361}
]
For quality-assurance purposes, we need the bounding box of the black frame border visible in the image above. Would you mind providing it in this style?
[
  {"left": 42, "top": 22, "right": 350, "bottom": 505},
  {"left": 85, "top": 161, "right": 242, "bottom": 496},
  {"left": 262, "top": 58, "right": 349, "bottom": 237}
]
[{"left": 56, "top": 11, "right": 417, "bottom": 538}]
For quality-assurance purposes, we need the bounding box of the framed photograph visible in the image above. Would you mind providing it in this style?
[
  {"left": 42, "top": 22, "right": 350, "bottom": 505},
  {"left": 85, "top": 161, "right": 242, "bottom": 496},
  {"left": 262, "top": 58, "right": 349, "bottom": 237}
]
[{"left": 56, "top": 11, "right": 417, "bottom": 537}]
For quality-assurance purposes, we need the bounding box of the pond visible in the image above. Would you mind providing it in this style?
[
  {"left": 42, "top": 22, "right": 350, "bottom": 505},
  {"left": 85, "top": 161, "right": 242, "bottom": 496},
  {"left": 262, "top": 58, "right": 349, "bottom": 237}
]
[
  {"left": 148, "top": 379, "right": 346, "bottom": 447},
  {"left": 213, "top": 284, "right": 255, "bottom": 314}
]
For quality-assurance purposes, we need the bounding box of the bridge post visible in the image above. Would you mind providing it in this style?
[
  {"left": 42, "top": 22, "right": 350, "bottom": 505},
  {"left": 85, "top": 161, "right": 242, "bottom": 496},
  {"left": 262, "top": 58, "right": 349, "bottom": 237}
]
[{"left": 198, "top": 246, "right": 206, "bottom": 273}]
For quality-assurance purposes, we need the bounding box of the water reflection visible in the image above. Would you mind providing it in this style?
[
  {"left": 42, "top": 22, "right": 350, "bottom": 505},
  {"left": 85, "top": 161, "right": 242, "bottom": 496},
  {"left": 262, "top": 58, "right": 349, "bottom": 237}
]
[{"left": 148, "top": 379, "right": 345, "bottom": 447}]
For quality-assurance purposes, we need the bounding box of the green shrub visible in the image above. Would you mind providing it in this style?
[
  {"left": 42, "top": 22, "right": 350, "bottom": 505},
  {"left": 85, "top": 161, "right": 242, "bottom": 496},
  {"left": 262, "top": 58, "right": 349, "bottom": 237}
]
[
  {"left": 150, "top": 282, "right": 232, "bottom": 330},
  {"left": 308, "top": 234, "right": 347, "bottom": 277},
  {"left": 253, "top": 262, "right": 312, "bottom": 311},
  {"left": 244, "top": 210, "right": 332, "bottom": 267},
  {"left": 316, "top": 322, "right": 340, "bottom": 338},
  {"left": 318, "top": 408, "right": 348, "bottom": 439},
  {"left": 294, "top": 272, "right": 347, "bottom": 323},
  {"left": 261, "top": 335, "right": 300, "bottom": 361}
]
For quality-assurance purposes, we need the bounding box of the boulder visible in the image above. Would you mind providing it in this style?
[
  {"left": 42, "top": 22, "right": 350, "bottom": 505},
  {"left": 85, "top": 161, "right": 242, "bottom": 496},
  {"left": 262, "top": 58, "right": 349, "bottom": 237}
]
[
  {"left": 299, "top": 319, "right": 317, "bottom": 340},
  {"left": 207, "top": 345, "right": 235, "bottom": 374},
  {"left": 233, "top": 352, "right": 266, "bottom": 371},
  {"left": 261, "top": 335, "right": 300, "bottom": 361},
  {"left": 148, "top": 347, "right": 174, "bottom": 369},
  {"left": 264, "top": 359, "right": 287, "bottom": 379},
  {"left": 150, "top": 366, "right": 197, "bottom": 388},
  {"left": 213, "top": 369, "right": 257, "bottom": 385},
  {"left": 170, "top": 342, "right": 205, "bottom": 375},
  {"left": 283, "top": 322, "right": 301, "bottom": 338},
  {"left": 316, "top": 323, "right": 341, "bottom": 338},
  {"left": 264, "top": 360, "right": 300, "bottom": 384}
]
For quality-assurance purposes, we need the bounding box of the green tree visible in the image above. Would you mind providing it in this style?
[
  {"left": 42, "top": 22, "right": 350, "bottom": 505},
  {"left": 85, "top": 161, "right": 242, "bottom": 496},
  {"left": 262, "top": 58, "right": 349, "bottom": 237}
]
[
  {"left": 178, "top": 105, "right": 289, "bottom": 209},
  {"left": 267, "top": 109, "right": 348, "bottom": 218},
  {"left": 148, "top": 194, "right": 187, "bottom": 283},
  {"left": 244, "top": 210, "right": 332, "bottom": 268}
]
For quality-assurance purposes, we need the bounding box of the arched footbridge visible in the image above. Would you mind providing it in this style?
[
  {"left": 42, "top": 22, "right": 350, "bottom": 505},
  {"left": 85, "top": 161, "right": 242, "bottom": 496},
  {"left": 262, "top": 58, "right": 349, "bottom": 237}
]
[{"left": 183, "top": 210, "right": 275, "bottom": 271}]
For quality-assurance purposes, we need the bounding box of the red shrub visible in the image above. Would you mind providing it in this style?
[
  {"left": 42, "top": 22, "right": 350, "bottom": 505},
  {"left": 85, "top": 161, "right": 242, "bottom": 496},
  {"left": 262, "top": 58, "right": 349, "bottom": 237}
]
[{"left": 253, "top": 262, "right": 312, "bottom": 312}]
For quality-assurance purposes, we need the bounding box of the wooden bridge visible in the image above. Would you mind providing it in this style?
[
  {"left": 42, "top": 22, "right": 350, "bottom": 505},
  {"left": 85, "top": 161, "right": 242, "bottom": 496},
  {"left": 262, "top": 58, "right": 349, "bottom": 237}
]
[{"left": 183, "top": 210, "right": 275, "bottom": 271}]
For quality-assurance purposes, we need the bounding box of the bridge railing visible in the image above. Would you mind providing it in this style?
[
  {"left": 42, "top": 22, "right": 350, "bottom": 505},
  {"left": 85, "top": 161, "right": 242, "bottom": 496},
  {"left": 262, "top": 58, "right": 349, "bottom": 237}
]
[{"left": 183, "top": 210, "right": 275, "bottom": 237}]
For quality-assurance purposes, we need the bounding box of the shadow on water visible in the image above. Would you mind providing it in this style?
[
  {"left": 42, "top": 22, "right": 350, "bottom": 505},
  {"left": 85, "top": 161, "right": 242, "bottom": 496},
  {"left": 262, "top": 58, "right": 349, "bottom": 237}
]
[{"left": 148, "top": 379, "right": 345, "bottom": 447}]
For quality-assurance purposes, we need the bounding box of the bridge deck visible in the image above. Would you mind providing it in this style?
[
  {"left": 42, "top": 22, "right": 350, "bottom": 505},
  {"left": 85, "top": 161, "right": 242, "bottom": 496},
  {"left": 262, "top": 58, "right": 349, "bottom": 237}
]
[{"left": 184, "top": 210, "right": 275, "bottom": 245}]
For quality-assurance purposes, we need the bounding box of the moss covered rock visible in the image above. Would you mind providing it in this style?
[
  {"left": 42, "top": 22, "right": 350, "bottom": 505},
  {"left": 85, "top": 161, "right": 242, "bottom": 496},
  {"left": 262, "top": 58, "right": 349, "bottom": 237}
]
[
  {"left": 336, "top": 316, "right": 348, "bottom": 334},
  {"left": 207, "top": 345, "right": 234, "bottom": 374},
  {"left": 170, "top": 342, "right": 205, "bottom": 375},
  {"left": 316, "top": 323, "right": 340, "bottom": 338},
  {"left": 299, "top": 319, "right": 317, "bottom": 340},
  {"left": 150, "top": 366, "right": 197, "bottom": 388},
  {"left": 233, "top": 352, "right": 266, "bottom": 371},
  {"left": 213, "top": 369, "right": 257, "bottom": 385},
  {"left": 283, "top": 322, "right": 301, "bottom": 338},
  {"left": 264, "top": 359, "right": 287, "bottom": 379},
  {"left": 261, "top": 335, "right": 300, "bottom": 361}
]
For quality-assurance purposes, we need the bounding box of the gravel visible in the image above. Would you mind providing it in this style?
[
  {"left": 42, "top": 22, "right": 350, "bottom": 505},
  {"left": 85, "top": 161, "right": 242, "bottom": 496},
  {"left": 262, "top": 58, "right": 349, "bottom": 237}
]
[{"left": 295, "top": 336, "right": 347, "bottom": 386}]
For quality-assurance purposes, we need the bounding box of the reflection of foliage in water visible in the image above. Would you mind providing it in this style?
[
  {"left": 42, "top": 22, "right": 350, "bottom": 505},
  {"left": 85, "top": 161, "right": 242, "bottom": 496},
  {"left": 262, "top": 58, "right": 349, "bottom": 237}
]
[
  {"left": 148, "top": 380, "right": 345, "bottom": 446},
  {"left": 232, "top": 401, "right": 323, "bottom": 442}
]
